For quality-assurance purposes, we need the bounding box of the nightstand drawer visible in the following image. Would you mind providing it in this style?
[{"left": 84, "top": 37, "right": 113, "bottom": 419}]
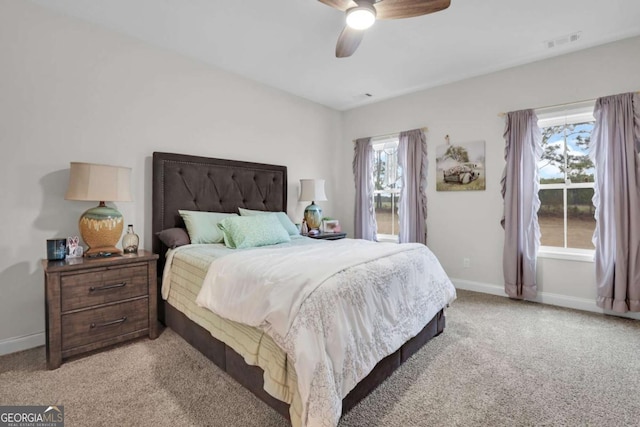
[
  {"left": 60, "top": 264, "right": 148, "bottom": 312},
  {"left": 61, "top": 298, "right": 149, "bottom": 351}
]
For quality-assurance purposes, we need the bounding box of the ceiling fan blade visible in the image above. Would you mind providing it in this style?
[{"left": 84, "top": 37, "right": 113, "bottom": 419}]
[
  {"left": 317, "top": 0, "right": 357, "bottom": 12},
  {"left": 336, "top": 26, "right": 365, "bottom": 58},
  {"left": 375, "top": 0, "right": 451, "bottom": 20}
]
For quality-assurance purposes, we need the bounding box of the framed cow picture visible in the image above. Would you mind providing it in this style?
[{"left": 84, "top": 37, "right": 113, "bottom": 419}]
[{"left": 436, "top": 140, "right": 486, "bottom": 191}]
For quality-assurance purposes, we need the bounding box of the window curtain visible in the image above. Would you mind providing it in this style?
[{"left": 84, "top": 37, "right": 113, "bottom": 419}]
[
  {"left": 398, "top": 128, "right": 428, "bottom": 244},
  {"left": 501, "top": 109, "right": 543, "bottom": 299},
  {"left": 590, "top": 92, "right": 640, "bottom": 313},
  {"left": 353, "top": 137, "right": 377, "bottom": 240}
]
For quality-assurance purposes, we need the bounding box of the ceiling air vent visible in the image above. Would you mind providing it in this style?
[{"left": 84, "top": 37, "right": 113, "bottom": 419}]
[
  {"left": 545, "top": 31, "right": 582, "bottom": 49},
  {"left": 352, "top": 93, "right": 374, "bottom": 102}
]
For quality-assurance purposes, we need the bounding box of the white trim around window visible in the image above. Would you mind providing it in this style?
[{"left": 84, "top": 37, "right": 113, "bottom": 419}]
[{"left": 538, "top": 246, "right": 595, "bottom": 262}]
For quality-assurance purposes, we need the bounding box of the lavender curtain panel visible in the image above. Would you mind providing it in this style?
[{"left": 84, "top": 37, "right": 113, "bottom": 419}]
[
  {"left": 353, "top": 137, "right": 377, "bottom": 240},
  {"left": 590, "top": 92, "right": 640, "bottom": 313},
  {"left": 398, "top": 129, "right": 428, "bottom": 244},
  {"left": 501, "top": 109, "right": 543, "bottom": 299}
]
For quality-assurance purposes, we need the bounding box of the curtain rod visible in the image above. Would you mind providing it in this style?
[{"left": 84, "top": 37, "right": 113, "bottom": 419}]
[
  {"left": 352, "top": 127, "right": 428, "bottom": 143},
  {"left": 497, "top": 91, "right": 640, "bottom": 117}
]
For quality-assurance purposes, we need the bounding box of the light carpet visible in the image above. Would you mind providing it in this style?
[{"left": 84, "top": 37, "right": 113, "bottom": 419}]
[{"left": 1, "top": 290, "right": 639, "bottom": 426}]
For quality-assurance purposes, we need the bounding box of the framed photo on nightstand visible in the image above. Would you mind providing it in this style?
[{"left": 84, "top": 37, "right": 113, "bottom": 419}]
[
  {"left": 322, "top": 219, "right": 340, "bottom": 233},
  {"left": 66, "top": 236, "right": 83, "bottom": 258}
]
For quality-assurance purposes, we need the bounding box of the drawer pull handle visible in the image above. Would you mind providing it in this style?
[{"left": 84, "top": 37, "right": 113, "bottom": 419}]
[
  {"left": 90, "top": 317, "right": 127, "bottom": 329},
  {"left": 89, "top": 282, "right": 126, "bottom": 292}
]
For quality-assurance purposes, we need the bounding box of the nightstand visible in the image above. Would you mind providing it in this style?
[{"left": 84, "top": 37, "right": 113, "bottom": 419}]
[
  {"left": 304, "top": 232, "right": 347, "bottom": 240},
  {"left": 42, "top": 250, "right": 159, "bottom": 369}
]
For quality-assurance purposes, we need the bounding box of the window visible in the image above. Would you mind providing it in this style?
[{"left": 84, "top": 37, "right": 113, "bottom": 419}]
[
  {"left": 372, "top": 137, "right": 402, "bottom": 241},
  {"left": 537, "top": 105, "right": 595, "bottom": 251}
]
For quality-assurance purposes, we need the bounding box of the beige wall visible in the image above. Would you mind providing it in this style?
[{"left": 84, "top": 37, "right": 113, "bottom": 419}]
[
  {"left": 0, "top": 1, "right": 342, "bottom": 351},
  {"left": 338, "top": 36, "right": 640, "bottom": 318}
]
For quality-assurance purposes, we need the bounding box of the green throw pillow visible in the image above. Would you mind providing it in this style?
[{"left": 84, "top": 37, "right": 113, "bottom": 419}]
[
  {"left": 238, "top": 208, "right": 300, "bottom": 236},
  {"left": 218, "top": 214, "right": 291, "bottom": 249},
  {"left": 178, "top": 210, "right": 237, "bottom": 244}
]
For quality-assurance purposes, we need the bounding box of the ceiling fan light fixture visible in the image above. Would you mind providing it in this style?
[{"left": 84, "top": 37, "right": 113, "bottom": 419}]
[{"left": 346, "top": 4, "right": 376, "bottom": 30}]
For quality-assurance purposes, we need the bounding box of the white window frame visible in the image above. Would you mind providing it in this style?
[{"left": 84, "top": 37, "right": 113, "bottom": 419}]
[
  {"left": 372, "top": 136, "right": 400, "bottom": 242},
  {"left": 537, "top": 105, "right": 595, "bottom": 261}
]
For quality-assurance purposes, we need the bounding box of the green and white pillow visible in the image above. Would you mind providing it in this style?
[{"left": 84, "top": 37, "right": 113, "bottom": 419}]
[
  {"left": 178, "top": 210, "right": 237, "bottom": 244},
  {"left": 238, "top": 208, "right": 300, "bottom": 236},
  {"left": 218, "top": 214, "right": 291, "bottom": 249}
]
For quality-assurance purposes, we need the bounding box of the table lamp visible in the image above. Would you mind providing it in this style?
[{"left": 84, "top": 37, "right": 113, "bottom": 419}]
[
  {"left": 299, "top": 179, "right": 327, "bottom": 235},
  {"left": 65, "top": 162, "right": 132, "bottom": 256}
]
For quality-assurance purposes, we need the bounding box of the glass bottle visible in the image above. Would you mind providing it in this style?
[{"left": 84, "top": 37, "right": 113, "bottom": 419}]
[{"left": 122, "top": 224, "right": 139, "bottom": 254}]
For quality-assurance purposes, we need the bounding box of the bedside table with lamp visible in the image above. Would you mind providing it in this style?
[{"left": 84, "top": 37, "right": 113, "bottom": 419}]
[{"left": 43, "top": 162, "right": 157, "bottom": 369}]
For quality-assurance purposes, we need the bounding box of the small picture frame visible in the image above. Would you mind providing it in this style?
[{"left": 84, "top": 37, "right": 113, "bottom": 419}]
[
  {"left": 322, "top": 219, "right": 340, "bottom": 233},
  {"left": 66, "top": 236, "right": 83, "bottom": 259}
]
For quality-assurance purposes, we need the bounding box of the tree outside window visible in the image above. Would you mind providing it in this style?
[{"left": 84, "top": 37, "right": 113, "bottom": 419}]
[
  {"left": 538, "top": 108, "right": 595, "bottom": 250},
  {"left": 372, "top": 138, "right": 401, "bottom": 241}
]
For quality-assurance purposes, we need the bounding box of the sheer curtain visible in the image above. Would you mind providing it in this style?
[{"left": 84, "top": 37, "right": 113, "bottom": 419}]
[
  {"left": 590, "top": 92, "right": 640, "bottom": 313},
  {"left": 353, "top": 137, "right": 377, "bottom": 240},
  {"left": 398, "top": 129, "right": 428, "bottom": 244},
  {"left": 501, "top": 109, "right": 542, "bottom": 299}
]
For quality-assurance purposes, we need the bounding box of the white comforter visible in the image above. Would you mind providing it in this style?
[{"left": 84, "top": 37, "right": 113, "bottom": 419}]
[{"left": 195, "top": 239, "right": 456, "bottom": 427}]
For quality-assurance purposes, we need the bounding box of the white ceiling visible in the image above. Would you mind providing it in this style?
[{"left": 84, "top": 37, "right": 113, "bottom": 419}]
[{"left": 31, "top": 0, "right": 640, "bottom": 111}]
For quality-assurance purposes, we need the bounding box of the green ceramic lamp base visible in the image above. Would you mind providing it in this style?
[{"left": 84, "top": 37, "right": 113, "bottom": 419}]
[
  {"left": 79, "top": 202, "right": 124, "bottom": 256},
  {"left": 304, "top": 202, "right": 323, "bottom": 230}
]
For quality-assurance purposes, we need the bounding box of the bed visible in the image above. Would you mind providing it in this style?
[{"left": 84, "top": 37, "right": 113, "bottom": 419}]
[{"left": 152, "top": 151, "right": 455, "bottom": 427}]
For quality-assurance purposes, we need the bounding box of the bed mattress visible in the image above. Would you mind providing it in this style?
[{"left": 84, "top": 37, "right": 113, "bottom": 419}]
[{"left": 163, "top": 243, "right": 305, "bottom": 424}]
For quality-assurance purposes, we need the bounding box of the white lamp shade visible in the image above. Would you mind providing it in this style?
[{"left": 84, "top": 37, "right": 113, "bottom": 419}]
[
  {"left": 299, "top": 179, "right": 327, "bottom": 202},
  {"left": 65, "top": 162, "right": 133, "bottom": 202}
]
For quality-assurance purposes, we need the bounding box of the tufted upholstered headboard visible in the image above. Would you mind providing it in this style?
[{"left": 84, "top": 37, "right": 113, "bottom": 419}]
[{"left": 152, "top": 152, "right": 287, "bottom": 274}]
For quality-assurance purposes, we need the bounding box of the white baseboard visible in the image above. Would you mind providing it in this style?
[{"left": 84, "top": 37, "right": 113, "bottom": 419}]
[
  {"left": 452, "top": 278, "right": 640, "bottom": 320},
  {"left": 0, "top": 332, "right": 45, "bottom": 356}
]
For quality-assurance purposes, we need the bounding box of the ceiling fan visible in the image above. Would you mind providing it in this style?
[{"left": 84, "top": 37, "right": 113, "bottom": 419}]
[{"left": 318, "top": 0, "right": 451, "bottom": 58}]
